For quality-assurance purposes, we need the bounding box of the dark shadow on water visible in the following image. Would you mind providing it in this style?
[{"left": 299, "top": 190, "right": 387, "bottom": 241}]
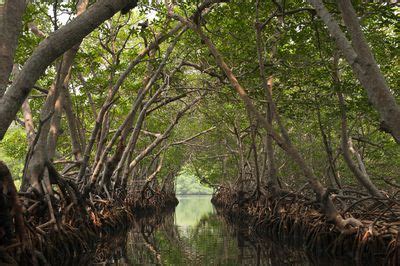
[{"left": 84, "top": 195, "right": 356, "bottom": 265}]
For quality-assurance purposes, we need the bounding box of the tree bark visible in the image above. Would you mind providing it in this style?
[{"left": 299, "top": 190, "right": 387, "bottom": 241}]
[
  {"left": 255, "top": 3, "right": 288, "bottom": 193},
  {"left": 331, "top": 51, "right": 383, "bottom": 198},
  {"left": 0, "top": 0, "right": 138, "bottom": 139},
  {"left": 0, "top": 0, "right": 26, "bottom": 97},
  {"left": 316, "top": 99, "right": 341, "bottom": 189},
  {"left": 24, "top": 80, "right": 58, "bottom": 193},
  {"left": 22, "top": 99, "right": 35, "bottom": 146},
  {"left": 308, "top": 0, "right": 400, "bottom": 143},
  {"left": 47, "top": 0, "right": 89, "bottom": 159},
  {"left": 64, "top": 90, "right": 84, "bottom": 160},
  {"left": 0, "top": 161, "right": 26, "bottom": 245},
  {"left": 249, "top": 118, "right": 261, "bottom": 195},
  {"left": 337, "top": 91, "right": 384, "bottom": 198},
  {"left": 12, "top": 64, "right": 36, "bottom": 146}
]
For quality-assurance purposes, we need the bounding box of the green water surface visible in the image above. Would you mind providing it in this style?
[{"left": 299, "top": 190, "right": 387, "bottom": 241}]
[{"left": 107, "top": 195, "right": 355, "bottom": 266}]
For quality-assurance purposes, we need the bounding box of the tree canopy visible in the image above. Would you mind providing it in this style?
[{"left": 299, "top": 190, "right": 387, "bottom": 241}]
[{"left": 0, "top": 0, "right": 399, "bottom": 263}]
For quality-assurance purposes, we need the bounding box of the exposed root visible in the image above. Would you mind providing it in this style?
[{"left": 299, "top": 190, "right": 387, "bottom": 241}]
[
  {"left": 1, "top": 159, "right": 178, "bottom": 264},
  {"left": 212, "top": 186, "right": 400, "bottom": 264},
  {"left": 126, "top": 183, "right": 178, "bottom": 214}
]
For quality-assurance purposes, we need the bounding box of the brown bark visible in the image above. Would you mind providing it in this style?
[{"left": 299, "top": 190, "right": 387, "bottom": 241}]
[
  {"left": 98, "top": 142, "right": 124, "bottom": 190},
  {"left": 22, "top": 100, "right": 35, "bottom": 146},
  {"left": 255, "top": 4, "right": 285, "bottom": 192},
  {"left": 249, "top": 119, "right": 261, "bottom": 195},
  {"left": 316, "top": 100, "right": 341, "bottom": 189},
  {"left": 0, "top": 0, "right": 26, "bottom": 97},
  {"left": 333, "top": 54, "right": 384, "bottom": 198},
  {"left": 0, "top": 0, "right": 138, "bottom": 139},
  {"left": 337, "top": 91, "right": 384, "bottom": 198},
  {"left": 25, "top": 80, "right": 58, "bottom": 193},
  {"left": 255, "top": 23, "right": 278, "bottom": 188},
  {"left": 48, "top": 1, "right": 97, "bottom": 161},
  {"left": 13, "top": 64, "right": 36, "bottom": 146},
  {"left": 47, "top": 93, "right": 63, "bottom": 160},
  {"left": 233, "top": 125, "right": 245, "bottom": 187},
  {"left": 308, "top": 0, "right": 400, "bottom": 143},
  {"left": 95, "top": 111, "right": 110, "bottom": 165},
  {"left": 64, "top": 90, "right": 83, "bottom": 160},
  {"left": 28, "top": 23, "right": 46, "bottom": 39}
]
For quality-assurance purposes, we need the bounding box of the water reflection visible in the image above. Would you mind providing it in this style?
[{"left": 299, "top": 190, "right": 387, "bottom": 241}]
[
  {"left": 94, "top": 195, "right": 354, "bottom": 265},
  {"left": 175, "top": 195, "right": 213, "bottom": 228}
]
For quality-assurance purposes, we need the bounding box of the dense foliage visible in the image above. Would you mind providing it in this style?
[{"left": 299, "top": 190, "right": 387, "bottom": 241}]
[{"left": 1, "top": 0, "right": 399, "bottom": 193}]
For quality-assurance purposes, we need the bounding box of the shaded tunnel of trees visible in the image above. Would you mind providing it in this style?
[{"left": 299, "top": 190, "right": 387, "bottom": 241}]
[{"left": 0, "top": 0, "right": 399, "bottom": 264}]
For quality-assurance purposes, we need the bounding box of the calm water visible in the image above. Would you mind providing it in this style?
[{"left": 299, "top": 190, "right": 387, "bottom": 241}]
[{"left": 94, "top": 195, "right": 355, "bottom": 265}]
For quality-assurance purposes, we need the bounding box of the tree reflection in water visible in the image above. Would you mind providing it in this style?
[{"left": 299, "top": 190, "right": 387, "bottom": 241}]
[{"left": 93, "top": 195, "right": 354, "bottom": 265}]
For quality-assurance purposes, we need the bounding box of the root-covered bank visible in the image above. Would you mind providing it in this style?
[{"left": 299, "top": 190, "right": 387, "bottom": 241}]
[
  {"left": 212, "top": 186, "right": 400, "bottom": 265},
  {"left": 1, "top": 159, "right": 178, "bottom": 265}
]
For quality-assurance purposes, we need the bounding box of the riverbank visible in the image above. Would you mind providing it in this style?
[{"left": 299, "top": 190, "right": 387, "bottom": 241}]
[
  {"left": 2, "top": 190, "right": 178, "bottom": 265},
  {"left": 211, "top": 186, "right": 399, "bottom": 265}
]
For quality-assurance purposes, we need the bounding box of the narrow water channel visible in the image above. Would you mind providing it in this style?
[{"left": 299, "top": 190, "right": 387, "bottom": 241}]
[{"left": 94, "top": 195, "right": 355, "bottom": 265}]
